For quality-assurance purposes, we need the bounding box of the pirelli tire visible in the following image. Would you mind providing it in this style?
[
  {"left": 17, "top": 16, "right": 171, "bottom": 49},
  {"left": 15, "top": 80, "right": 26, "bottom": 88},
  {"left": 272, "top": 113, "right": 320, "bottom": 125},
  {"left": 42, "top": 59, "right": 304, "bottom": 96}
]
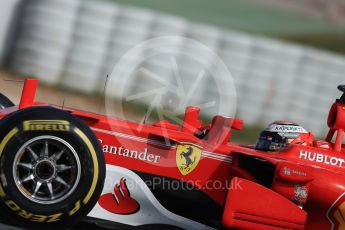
[
  {"left": 0, "top": 93, "right": 14, "bottom": 109},
  {"left": 0, "top": 106, "right": 105, "bottom": 229}
]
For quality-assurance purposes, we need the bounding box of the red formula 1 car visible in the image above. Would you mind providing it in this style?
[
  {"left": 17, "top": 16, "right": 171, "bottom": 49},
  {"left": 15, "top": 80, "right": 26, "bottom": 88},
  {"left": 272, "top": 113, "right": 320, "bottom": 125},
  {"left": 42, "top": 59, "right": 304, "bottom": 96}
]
[{"left": 0, "top": 79, "right": 345, "bottom": 230}]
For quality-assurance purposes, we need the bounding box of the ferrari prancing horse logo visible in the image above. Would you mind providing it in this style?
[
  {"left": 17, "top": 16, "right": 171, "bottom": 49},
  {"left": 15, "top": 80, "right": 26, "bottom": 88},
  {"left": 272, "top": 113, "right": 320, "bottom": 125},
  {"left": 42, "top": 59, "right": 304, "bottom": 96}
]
[{"left": 176, "top": 144, "right": 202, "bottom": 176}]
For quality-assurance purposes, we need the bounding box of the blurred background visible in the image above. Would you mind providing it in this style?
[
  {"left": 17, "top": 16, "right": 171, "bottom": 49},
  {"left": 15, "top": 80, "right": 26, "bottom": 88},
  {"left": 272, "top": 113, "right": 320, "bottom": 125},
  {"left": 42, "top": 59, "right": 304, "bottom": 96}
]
[{"left": 0, "top": 0, "right": 345, "bottom": 143}]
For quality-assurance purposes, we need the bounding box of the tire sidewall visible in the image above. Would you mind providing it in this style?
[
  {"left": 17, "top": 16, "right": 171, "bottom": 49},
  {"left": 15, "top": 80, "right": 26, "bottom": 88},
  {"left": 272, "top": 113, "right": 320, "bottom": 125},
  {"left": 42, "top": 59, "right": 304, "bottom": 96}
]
[{"left": 0, "top": 106, "right": 105, "bottom": 229}]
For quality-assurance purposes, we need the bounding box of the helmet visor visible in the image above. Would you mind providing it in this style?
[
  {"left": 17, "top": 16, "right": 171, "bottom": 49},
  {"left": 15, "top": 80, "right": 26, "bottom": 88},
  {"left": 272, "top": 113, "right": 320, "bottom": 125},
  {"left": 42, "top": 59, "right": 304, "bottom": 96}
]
[
  {"left": 255, "top": 131, "right": 286, "bottom": 151},
  {"left": 255, "top": 139, "right": 273, "bottom": 151}
]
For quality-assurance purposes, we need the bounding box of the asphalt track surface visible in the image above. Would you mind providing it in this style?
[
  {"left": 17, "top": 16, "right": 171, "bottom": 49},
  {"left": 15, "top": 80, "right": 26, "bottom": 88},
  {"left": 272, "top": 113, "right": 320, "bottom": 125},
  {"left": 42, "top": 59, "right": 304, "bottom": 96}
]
[
  {"left": 0, "top": 223, "right": 22, "bottom": 230},
  {"left": 0, "top": 221, "right": 111, "bottom": 230}
]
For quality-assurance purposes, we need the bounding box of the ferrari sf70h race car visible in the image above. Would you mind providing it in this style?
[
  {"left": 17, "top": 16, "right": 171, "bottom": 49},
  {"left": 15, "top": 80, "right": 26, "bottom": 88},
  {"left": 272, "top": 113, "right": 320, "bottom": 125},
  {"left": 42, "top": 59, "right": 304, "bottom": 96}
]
[{"left": 0, "top": 78, "right": 345, "bottom": 230}]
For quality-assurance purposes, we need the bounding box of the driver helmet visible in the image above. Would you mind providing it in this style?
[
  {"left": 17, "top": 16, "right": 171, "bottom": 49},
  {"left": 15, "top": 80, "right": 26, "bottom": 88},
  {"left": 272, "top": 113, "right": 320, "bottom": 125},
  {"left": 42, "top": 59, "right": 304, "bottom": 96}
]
[{"left": 255, "top": 121, "right": 313, "bottom": 151}]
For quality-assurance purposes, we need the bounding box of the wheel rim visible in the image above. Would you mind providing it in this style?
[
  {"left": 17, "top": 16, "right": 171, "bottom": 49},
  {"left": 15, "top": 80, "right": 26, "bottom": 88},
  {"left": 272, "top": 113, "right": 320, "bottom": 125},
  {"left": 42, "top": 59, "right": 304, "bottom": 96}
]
[{"left": 13, "top": 136, "right": 81, "bottom": 204}]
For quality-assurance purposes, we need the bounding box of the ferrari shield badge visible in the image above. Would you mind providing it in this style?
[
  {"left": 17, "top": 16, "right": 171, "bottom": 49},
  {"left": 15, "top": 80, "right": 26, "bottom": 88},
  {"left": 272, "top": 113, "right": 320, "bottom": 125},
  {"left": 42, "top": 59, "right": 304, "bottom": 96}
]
[{"left": 176, "top": 144, "right": 202, "bottom": 175}]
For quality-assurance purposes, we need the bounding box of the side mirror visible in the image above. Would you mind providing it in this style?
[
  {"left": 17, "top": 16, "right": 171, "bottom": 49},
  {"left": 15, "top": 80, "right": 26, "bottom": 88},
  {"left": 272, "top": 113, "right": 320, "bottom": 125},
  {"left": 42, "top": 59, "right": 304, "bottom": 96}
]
[
  {"left": 181, "top": 106, "right": 202, "bottom": 134},
  {"left": 232, "top": 118, "right": 244, "bottom": 130},
  {"left": 207, "top": 116, "right": 243, "bottom": 147}
]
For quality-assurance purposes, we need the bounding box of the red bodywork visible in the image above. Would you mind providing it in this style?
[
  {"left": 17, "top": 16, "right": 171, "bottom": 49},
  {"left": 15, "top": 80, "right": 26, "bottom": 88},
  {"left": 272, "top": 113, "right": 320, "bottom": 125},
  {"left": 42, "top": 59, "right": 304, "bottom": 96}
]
[{"left": 1, "top": 79, "right": 345, "bottom": 230}]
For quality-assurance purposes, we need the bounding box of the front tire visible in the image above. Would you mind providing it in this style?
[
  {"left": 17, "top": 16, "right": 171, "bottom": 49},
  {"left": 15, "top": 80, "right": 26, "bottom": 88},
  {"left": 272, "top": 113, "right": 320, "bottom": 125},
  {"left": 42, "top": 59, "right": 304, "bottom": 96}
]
[{"left": 0, "top": 106, "right": 105, "bottom": 229}]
